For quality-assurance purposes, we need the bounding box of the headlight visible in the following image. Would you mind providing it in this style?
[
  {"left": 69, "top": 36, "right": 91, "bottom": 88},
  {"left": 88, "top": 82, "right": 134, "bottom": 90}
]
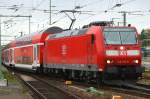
[
  {"left": 133, "top": 60, "right": 139, "bottom": 63},
  {"left": 106, "top": 50, "right": 119, "bottom": 56},
  {"left": 106, "top": 60, "right": 111, "bottom": 64},
  {"left": 106, "top": 60, "right": 113, "bottom": 64},
  {"left": 127, "top": 50, "right": 139, "bottom": 56}
]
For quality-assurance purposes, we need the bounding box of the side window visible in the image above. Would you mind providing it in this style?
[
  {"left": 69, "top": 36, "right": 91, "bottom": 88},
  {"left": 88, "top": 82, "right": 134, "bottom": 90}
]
[
  {"left": 78, "top": 29, "right": 87, "bottom": 35},
  {"left": 49, "top": 28, "right": 88, "bottom": 39},
  {"left": 71, "top": 29, "right": 87, "bottom": 36},
  {"left": 56, "top": 31, "right": 72, "bottom": 38},
  {"left": 71, "top": 30, "right": 79, "bottom": 36},
  {"left": 49, "top": 34, "right": 56, "bottom": 39},
  {"left": 63, "top": 31, "right": 72, "bottom": 37},
  {"left": 49, "top": 30, "right": 72, "bottom": 39}
]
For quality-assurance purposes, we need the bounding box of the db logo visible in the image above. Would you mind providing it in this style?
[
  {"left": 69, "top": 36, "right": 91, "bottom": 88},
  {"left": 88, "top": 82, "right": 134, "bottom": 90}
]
[
  {"left": 61, "top": 44, "right": 67, "bottom": 55},
  {"left": 119, "top": 51, "right": 126, "bottom": 55}
]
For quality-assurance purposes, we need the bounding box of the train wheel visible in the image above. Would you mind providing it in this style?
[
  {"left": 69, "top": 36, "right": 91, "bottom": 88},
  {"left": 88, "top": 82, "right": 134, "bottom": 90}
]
[
  {"left": 36, "top": 67, "right": 40, "bottom": 74},
  {"left": 96, "top": 72, "right": 103, "bottom": 87},
  {"left": 43, "top": 68, "right": 48, "bottom": 74}
]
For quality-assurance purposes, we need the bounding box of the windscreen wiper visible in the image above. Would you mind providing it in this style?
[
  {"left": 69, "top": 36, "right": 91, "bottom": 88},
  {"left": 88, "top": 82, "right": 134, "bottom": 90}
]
[{"left": 119, "top": 32, "right": 122, "bottom": 45}]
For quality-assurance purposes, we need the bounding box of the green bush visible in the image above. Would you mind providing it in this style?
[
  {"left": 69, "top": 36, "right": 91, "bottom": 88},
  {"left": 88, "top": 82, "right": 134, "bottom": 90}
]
[{"left": 1, "top": 70, "right": 17, "bottom": 83}]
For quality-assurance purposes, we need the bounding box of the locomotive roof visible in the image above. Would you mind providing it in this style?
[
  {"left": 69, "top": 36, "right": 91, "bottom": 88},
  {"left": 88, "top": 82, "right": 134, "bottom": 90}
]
[{"left": 48, "top": 28, "right": 88, "bottom": 39}]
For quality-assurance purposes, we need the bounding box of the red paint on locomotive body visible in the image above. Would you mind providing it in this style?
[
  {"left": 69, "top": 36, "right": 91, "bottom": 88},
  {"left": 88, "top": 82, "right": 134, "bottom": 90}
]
[
  {"left": 103, "top": 27, "right": 141, "bottom": 66},
  {"left": 105, "top": 45, "right": 141, "bottom": 66},
  {"left": 44, "top": 25, "right": 143, "bottom": 76}
]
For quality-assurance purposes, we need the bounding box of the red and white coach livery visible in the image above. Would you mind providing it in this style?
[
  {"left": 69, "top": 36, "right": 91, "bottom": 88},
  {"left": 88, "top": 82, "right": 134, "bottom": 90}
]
[{"left": 2, "top": 27, "right": 63, "bottom": 71}]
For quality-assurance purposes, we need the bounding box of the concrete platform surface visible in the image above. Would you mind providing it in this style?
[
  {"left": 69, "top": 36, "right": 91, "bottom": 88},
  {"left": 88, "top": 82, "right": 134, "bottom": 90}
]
[{"left": 0, "top": 86, "right": 33, "bottom": 99}]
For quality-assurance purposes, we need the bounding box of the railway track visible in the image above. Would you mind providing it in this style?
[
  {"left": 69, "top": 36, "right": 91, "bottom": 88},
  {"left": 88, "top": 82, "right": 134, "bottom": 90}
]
[
  {"left": 6, "top": 67, "right": 150, "bottom": 99},
  {"left": 103, "top": 80, "right": 150, "bottom": 98},
  {"left": 6, "top": 68, "right": 82, "bottom": 99},
  {"left": 31, "top": 75, "right": 150, "bottom": 99},
  {"left": 18, "top": 73, "right": 81, "bottom": 99}
]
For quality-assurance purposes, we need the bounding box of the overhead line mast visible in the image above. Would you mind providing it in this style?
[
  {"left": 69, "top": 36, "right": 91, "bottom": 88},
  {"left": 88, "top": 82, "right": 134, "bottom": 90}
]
[
  {"left": 119, "top": 11, "right": 142, "bottom": 26},
  {"left": 49, "top": 0, "right": 51, "bottom": 25}
]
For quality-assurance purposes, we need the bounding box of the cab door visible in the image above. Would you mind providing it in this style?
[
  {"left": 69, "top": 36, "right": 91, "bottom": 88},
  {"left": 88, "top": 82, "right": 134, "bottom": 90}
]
[
  {"left": 33, "top": 44, "right": 39, "bottom": 65},
  {"left": 10, "top": 48, "right": 15, "bottom": 65}
]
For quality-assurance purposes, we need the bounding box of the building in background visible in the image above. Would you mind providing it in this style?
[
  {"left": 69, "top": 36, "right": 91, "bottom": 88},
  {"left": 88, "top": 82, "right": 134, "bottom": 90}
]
[{"left": 141, "top": 29, "right": 150, "bottom": 57}]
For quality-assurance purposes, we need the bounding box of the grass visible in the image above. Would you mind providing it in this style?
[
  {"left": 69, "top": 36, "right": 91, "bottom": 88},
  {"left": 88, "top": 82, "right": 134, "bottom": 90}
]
[
  {"left": 0, "top": 65, "right": 17, "bottom": 83},
  {"left": 2, "top": 70, "right": 17, "bottom": 83},
  {"left": 0, "top": 66, "right": 31, "bottom": 95}
]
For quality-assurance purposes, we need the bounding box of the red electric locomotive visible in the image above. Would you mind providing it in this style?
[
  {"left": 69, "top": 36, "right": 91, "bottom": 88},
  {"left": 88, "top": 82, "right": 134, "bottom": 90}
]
[{"left": 43, "top": 21, "right": 144, "bottom": 80}]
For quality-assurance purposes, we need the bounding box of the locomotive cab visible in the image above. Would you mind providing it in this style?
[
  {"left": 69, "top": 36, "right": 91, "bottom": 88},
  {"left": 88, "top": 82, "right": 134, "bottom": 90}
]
[{"left": 103, "top": 27, "right": 144, "bottom": 79}]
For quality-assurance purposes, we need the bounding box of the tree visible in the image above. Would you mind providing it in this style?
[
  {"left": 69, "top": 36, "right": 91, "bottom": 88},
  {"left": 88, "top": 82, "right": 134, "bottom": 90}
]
[{"left": 140, "top": 29, "right": 150, "bottom": 47}]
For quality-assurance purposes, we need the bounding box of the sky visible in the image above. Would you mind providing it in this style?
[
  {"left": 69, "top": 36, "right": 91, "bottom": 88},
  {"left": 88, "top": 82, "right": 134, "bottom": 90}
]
[{"left": 0, "top": 0, "right": 150, "bottom": 45}]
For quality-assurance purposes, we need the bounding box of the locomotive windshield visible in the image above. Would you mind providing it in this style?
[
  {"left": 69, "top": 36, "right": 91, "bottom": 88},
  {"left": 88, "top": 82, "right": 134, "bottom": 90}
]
[{"left": 104, "top": 27, "right": 137, "bottom": 44}]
